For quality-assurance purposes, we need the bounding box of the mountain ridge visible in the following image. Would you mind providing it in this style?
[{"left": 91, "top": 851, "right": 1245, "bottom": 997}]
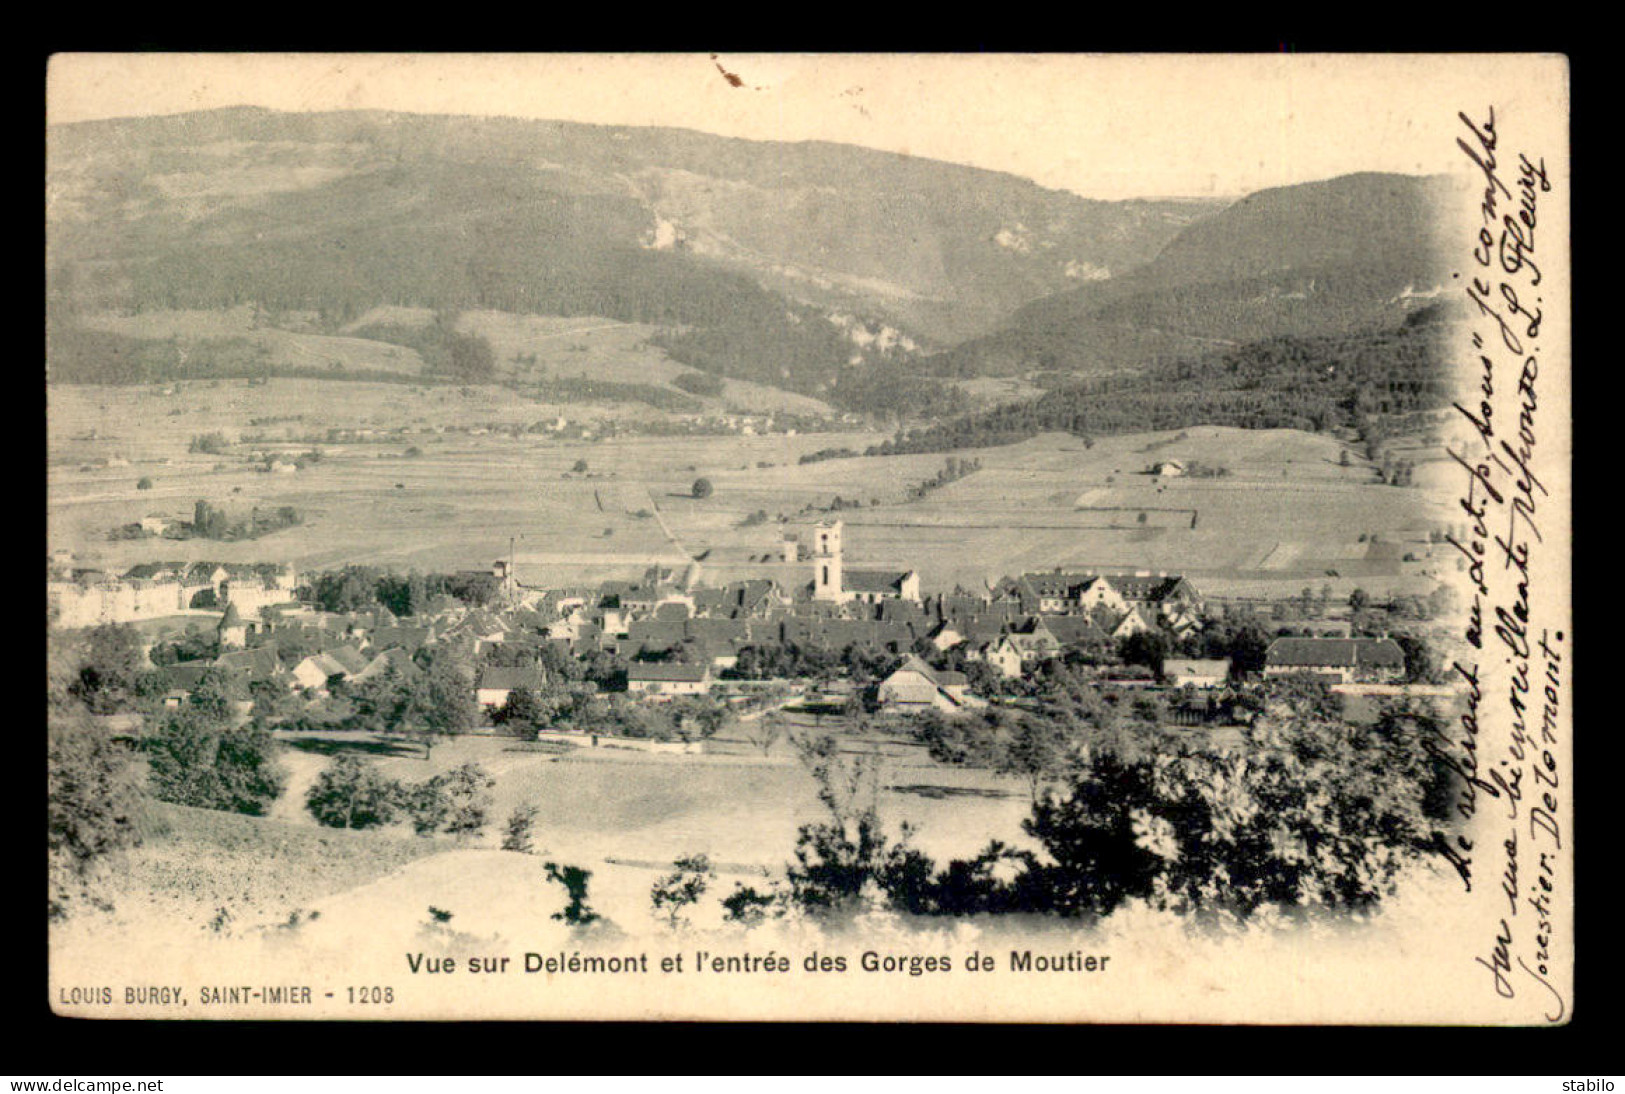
[
  {"left": 49, "top": 106, "right": 1217, "bottom": 346},
  {"left": 927, "top": 172, "right": 1452, "bottom": 378}
]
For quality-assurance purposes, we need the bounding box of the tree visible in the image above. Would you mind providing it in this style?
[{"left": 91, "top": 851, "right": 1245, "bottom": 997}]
[
  {"left": 305, "top": 755, "right": 400, "bottom": 830},
  {"left": 445, "top": 332, "right": 496, "bottom": 382},
  {"left": 1009, "top": 689, "right": 1455, "bottom": 920},
  {"left": 650, "top": 853, "right": 715, "bottom": 928},
  {"left": 187, "top": 666, "right": 244, "bottom": 725},
  {"left": 544, "top": 862, "right": 601, "bottom": 926},
  {"left": 403, "top": 660, "right": 478, "bottom": 757},
  {"left": 572, "top": 459, "right": 589, "bottom": 473},
  {"left": 691, "top": 477, "right": 714, "bottom": 499},
  {"left": 493, "top": 686, "right": 547, "bottom": 734},
  {"left": 146, "top": 709, "right": 286, "bottom": 816},
  {"left": 740, "top": 714, "right": 785, "bottom": 756},
  {"left": 1116, "top": 630, "right": 1169, "bottom": 676},
  {"left": 436, "top": 763, "right": 495, "bottom": 839},
  {"left": 311, "top": 565, "right": 384, "bottom": 613},
  {"left": 70, "top": 623, "right": 149, "bottom": 714},
  {"left": 49, "top": 713, "right": 144, "bottom": 919},
  {"left": 502, "top": 804, "right": 539, "bottom": 853},
  {"left": 136, "top": 476, "right": 154, "bottom": 490},
  {"left": 402, "top": 762, "right": 494, "bottom": 838},
  {"left": 1394, "top": 633, "right": 1437, "bottom": 684},
  {"left": 781, "top": 733, "right": 926, "bottom": 915},
  {"left": 999, "top": 715, "right": 1080, "bottom": 803}
]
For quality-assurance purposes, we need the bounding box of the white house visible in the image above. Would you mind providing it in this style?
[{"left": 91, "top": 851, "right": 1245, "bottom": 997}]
[
  {"left": 965, "top": 635, "right": 1024, "bottom": 679},
  {"left": 475, "top": 666, "right": 546, "bottom": 709},
  {"left": 1111, "top": 605, "right": 1160, "bottom": 639},
  {"left": 627, "top": 661, "right": 712, "bottom": 698}
]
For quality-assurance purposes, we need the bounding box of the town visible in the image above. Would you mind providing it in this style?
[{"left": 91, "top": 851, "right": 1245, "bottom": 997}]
[{"left": 50, "top": 515, "right": 1449, "bottom": 750}]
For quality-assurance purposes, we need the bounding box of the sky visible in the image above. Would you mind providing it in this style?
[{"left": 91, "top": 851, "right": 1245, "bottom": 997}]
[{"left": 46, "top": 53, "right": 1568, "bottom": 200}]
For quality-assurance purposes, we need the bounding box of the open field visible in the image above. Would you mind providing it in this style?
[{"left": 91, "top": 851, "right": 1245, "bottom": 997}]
[
  {"left": 67, "top": 728, "right": 1037, "bottom": 945},
  {"left": 49, "top": 382, "right": 1451, "bottom": 598},
  {"left": 72, "top": 306, "right": 837, "bottom": 416},
  {"left": 453, "top": 309, "right": 835, "bottom": 416},
  {"left": 656, "top": 427, "right": 1455, "bottom": 598}
]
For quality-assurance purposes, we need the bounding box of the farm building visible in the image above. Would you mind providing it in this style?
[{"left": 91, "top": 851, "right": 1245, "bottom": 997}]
[
  {"left": 289, "top": 645, "right": 370, "bottom": 692},
  {"left": 627, "top": 661, "right": 712, "bottom": 698},
  {"left": 1263, "top": 638, "right": 1406, "bottom": 683},
  {"left": 876, "top": 654, "right": 981, "bottom": 713},
  {"left": 475, "top": 666, "right": 547, "bottom": 709}
]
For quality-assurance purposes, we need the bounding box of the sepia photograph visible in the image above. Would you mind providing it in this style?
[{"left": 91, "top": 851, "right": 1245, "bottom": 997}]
[{"left": 44, "top": 53, "right": 1571, "bottom": 1024}]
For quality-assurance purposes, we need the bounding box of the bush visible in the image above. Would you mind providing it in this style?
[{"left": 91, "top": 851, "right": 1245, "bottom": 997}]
[
  {"left": 136, "top": 476, "right": 153, "bottom": 490},
  {"left": 545, "top": 862, "right": 601, "bottom": 926},
  {"left": 49, "top": 715, "right": 144, "bottom": 919},
  {"left": 502, "top": 804, "right": 539, "bottom": 853},
  {"left": 650, "top": 854, "right": 715, "bottom": 928},
  {"left": 428, "top": 763, "right": 494, "bottom": 839},
  {"left": 672, "top": 371, "right": 726, "bottom": 398},
  {"left": 305, "top": 755, "right": 401, "bottom": 830},
  {"left": 721, "top": 885, "right": 784, "bottom": 926}
]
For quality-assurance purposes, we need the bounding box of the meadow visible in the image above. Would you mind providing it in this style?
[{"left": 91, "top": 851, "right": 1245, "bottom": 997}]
[
  {"left": 64, "top": 724, "right": 1035, "bottom": 948},
  {"left": 49, "top": 380, "right": 1453, "bottom": 599}
]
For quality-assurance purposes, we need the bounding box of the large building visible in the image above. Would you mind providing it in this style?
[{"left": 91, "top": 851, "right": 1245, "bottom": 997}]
[
  {"left": 1010, "top": 570, "right": 1203, "bottom": 634},
  {"left": 1263, "top": 638, "right": 1406, "bottom": 683},
  {"left": 810, "top": 520, "right": 921, "bottom": 605}
]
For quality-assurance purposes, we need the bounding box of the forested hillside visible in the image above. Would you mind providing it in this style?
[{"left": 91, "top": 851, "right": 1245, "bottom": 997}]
[
  {"left": 929, "top": 173, "right": 1452, "bottom": 379},
  {"left": 870, "top": 306, "right": 1452, "bottom": 456}
]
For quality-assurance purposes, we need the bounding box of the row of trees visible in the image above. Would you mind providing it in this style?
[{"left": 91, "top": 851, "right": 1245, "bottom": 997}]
[
  {"left": 491, "top": 685, "right": 729, "bottom": 742},
  {"left": 305, "top": 565, "right": 502, "bottom": 615},
  {"left": 180, "top": 499, "right": 303, "bottom": 542},
  {"left": 649, "top": 683, "right": 1460, "bottom": 929}
]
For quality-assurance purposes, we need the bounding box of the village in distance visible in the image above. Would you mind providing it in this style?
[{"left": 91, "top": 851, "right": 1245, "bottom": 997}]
[{"left": 47, "top": 104, "right": 1473, "bottom": 957}]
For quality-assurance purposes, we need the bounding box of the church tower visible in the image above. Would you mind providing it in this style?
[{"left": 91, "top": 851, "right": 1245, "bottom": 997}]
[{"left": 812, "top": 520, "right": 844, "bottom": 601}]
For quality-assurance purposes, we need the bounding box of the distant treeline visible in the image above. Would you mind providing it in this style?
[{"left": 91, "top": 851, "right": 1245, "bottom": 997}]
[
  {"left": 44, "top": 325, "right": 428, "bottom": 387},
  {"left": 532, "top": 377, "right": 701, "bottom": 413},
  {"left": 865, "top": 317, "right": 1448, "bottom": 457},
  {"left": 345, "top": 316, "right": 495, "bottom": 382},
  {"left": 671, "top": 371, "right": 727, "bottom": 398},
  {"left": 304, "top": 565, "right": 502, "bottom": 615}
]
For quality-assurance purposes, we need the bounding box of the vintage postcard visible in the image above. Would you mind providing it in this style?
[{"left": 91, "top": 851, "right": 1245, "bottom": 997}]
[{"left": 45, "top": 53, "right": 1571, "bottom": 1023}]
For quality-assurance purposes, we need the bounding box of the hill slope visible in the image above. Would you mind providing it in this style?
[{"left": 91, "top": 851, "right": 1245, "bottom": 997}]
[
  {"left": 929, "top": 173, "right": 1453, "bottom": 378},
  {"left": 47, "top": 106, "right": 1215, "bottom": 348},
  {"left": 876, "top": 304, "right": 1453, "bottom": 457}
]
